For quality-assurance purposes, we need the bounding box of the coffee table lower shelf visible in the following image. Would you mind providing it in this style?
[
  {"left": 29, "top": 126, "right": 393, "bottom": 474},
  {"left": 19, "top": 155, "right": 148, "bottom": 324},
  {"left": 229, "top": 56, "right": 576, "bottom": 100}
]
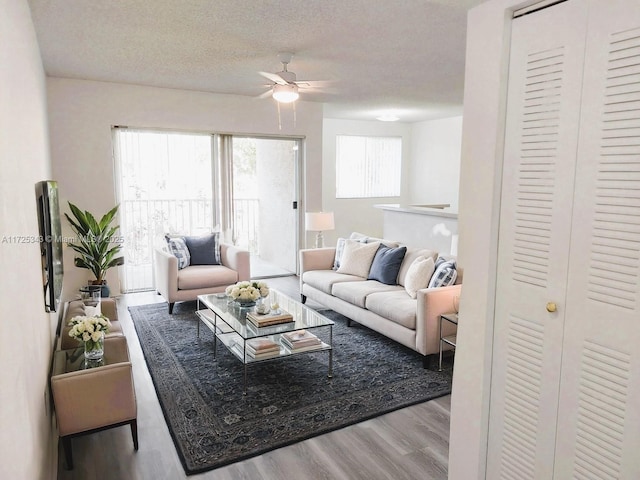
[{"left": 196, "top": 308, "right": 333, "bottom": 394}]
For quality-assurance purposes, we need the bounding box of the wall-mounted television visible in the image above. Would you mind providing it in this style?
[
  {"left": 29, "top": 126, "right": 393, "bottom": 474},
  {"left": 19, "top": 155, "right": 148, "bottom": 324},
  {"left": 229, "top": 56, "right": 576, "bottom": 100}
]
[{"left": 36, "top": 180, "right": 64, "bottom": 312}]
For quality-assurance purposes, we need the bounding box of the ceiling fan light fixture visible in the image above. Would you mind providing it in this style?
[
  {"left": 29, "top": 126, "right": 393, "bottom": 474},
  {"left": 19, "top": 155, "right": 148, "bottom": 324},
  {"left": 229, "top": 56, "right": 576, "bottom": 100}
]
[
  {"left": 376, "top": 114, "right": 400, "bottom": 122},
  {"left": 272, "top": 83, "right": 299, "bottom": 103}
]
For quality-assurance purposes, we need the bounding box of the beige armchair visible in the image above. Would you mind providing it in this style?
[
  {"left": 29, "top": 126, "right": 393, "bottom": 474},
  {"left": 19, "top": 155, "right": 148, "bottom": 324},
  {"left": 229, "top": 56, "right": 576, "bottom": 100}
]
[
  {"left": 51, "top": 335, "right": 137, "bottom": 469},
  {"left": 59, "top": 297, "right": 122, "bottom": 350},
  {"left": 154, "top": 242, "right": 250, "bottom": 313}
]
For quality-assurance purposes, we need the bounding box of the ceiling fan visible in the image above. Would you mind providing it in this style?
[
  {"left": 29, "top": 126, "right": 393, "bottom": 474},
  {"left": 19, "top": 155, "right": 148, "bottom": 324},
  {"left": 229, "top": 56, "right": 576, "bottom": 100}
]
[{"left": 258, "top": 52, "right": 317, "bottom": 103}]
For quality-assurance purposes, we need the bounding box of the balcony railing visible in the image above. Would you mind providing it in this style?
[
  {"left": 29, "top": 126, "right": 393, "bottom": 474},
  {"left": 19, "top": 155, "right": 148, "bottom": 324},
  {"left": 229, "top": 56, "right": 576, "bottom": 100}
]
[{"left": 120, "top": 198, "right": 259, "bottom": 292}]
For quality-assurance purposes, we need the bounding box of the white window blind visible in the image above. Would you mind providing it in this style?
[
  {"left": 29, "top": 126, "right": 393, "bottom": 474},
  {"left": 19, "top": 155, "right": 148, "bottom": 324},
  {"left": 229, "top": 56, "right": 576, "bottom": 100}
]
[{"left": 335, "top": 135, "right": 401, "bottom": 198}]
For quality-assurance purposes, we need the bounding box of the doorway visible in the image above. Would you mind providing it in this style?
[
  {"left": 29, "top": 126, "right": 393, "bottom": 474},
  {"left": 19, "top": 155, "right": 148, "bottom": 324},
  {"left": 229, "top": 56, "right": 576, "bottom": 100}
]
[{"left": 230, "top": 136, "right": 300, "bottom": 278}]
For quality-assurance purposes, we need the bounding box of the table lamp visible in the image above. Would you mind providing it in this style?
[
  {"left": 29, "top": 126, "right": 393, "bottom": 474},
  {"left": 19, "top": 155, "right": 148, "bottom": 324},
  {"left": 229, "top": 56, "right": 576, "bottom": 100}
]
[{"left": 305, "top": 212, "right": 335, "bottom": 248}]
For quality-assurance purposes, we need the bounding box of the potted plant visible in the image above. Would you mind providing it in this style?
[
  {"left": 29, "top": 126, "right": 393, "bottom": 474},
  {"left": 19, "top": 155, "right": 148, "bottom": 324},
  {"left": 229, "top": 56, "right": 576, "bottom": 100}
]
[{"left": 65, "top": 202, "right": 124, "bottom": 297}]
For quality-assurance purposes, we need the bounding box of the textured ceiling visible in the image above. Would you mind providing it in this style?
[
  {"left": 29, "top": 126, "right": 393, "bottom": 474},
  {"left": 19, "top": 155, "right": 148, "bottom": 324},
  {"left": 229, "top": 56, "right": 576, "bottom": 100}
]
[{"left": 28, "top": 0, "right": 485, "bottom": 122}]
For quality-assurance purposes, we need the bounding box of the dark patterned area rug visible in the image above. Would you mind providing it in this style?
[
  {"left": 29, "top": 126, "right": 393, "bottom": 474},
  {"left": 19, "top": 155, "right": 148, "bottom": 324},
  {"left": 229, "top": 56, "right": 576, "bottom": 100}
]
[{"left": 129, "top": 301, "right": 453, "bottom": 475}]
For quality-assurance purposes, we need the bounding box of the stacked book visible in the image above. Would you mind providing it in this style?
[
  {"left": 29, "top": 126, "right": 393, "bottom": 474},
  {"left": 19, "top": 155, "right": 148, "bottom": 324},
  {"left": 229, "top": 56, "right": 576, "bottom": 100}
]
[
  {"left": 245, "top": 338, "right": 281, "bottom": 360},
  {"left": 281, "top": 330, "right": 323, "bottom": 352},
  {"left": 246, "top": 311, "right": 294, "bottom": 328}
]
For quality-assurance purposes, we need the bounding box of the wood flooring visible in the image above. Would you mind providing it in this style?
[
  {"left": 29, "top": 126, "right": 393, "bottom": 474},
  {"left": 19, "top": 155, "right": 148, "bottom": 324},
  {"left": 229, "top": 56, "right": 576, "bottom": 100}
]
[{"left": 56, "top": 276, "right": 451, "bottom": 480}]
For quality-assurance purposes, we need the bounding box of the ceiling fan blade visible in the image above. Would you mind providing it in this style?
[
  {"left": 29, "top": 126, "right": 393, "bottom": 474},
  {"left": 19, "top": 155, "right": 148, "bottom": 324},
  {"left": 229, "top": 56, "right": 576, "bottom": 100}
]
[
  {"left": 295, "top": 79, "right": 335, "bottom": 88},
  {"left": 258, "top": 71, "right": 287, "bottom": 85},
  {"left": 257, "top": 88, "right": 273, "bottom": 99}
]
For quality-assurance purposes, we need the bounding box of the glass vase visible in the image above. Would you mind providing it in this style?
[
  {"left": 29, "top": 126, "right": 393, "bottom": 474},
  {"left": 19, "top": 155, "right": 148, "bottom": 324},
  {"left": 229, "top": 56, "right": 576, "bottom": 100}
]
[
  {"left": 236, "top": 298, "right": 256, "bottom": 308},
  {"left": 84, "top": 331, "right": 105, "bottom": 361}
]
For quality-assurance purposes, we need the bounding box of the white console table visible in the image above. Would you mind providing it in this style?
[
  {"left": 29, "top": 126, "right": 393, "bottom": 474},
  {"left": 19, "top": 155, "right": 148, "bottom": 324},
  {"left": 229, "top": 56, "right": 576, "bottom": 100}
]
[{"left": 374, "top": 204, "right": 458, "bottom": 254}]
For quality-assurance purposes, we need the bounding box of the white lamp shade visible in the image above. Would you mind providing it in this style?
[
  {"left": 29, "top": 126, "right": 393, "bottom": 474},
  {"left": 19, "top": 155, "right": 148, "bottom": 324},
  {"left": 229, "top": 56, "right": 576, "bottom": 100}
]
[{"left": 305, "top": 212, "right": 335, "bottom": 231}]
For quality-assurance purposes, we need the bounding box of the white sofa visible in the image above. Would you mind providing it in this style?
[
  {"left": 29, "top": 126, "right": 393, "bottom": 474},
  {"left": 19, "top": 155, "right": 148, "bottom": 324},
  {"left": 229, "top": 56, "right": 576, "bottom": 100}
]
[
  {"left": 299, "top": 234, "right": 461, "bottom": 368},
  {"left": 154, "top": 242, "right": 250, "bottom": 313}
]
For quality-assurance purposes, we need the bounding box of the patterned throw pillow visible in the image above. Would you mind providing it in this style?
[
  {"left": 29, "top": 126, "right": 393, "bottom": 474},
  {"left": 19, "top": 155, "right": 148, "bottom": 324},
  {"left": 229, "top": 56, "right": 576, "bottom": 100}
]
[
  {"left": 336, "top": 239, "right": 381, "bottom": 278},
  {"left": 166, "top": 237, "right": 190, "bottom": 269},
  {"left": 333, "top": 238, "right": 347, "bottom": 270},
  {"left": 428, "top": 257, "right": 458, "bottom": 288}
]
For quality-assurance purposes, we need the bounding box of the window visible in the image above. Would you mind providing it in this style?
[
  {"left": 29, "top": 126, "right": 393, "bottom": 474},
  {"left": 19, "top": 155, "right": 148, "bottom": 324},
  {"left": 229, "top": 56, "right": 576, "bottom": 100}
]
[
  {"left": 335, "top": 135, "right": 402, "bottom": 198},
  {"left": 114, "top": 129, "right": 214, "bottom": 292}
]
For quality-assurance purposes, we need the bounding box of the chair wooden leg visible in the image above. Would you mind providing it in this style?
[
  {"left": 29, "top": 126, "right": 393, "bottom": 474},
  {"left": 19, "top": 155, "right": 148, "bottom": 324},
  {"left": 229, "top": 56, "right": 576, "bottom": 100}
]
[
  {"left": 168, "top": 302, "right": 174, "bottom": 314},
  {"left": 62, "top": 436, "right": 73, "bottom": 470},
  {"left": 130, "top": 419, "right": 139, "bottom": 450}
]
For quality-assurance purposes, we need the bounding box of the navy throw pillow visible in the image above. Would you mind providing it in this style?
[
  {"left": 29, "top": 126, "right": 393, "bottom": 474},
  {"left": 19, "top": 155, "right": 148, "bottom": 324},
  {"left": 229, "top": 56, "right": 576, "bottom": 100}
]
[
  {"left": 183, "top": 232, "right": 221, "bottom": 265},
  {"left": 368, "top": 245, "right": 407, "bottom": 285}
]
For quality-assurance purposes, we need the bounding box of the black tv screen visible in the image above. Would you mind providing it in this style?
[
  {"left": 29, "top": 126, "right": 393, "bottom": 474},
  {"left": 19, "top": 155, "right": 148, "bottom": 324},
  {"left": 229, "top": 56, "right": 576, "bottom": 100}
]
[{"left": 36, "top": 180, "right": 64, "bottom": 312}]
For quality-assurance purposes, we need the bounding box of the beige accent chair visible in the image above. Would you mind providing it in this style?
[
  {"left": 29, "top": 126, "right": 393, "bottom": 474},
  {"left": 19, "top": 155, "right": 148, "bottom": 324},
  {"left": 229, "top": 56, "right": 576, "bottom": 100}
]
[
  {"left": 59, "top": 297, "right": 122, "bottom": 350},
  {"left": 51, "top": 335, "right": 137, "bottom": 469},
  {"left": 154, "top": 242, "right": 250, "bottom": 313}
]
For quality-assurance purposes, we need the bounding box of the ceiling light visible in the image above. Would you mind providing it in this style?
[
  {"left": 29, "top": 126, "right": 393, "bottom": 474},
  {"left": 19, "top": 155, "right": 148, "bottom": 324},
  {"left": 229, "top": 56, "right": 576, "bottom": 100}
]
[
  {"left": 272, "top": 84, "right": 299, "bottom": 103},
  {"left": 376, "top": 114, "right": 399, "bottom": 122}
]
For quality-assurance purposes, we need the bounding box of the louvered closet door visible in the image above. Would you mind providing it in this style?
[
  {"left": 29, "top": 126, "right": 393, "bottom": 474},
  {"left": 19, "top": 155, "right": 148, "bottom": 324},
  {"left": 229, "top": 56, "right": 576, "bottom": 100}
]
[
  {"left": 554, "top": 1, "right": 640, "bottom": 478},
  {"left": 486, "top": 2, "right": 588, "bottom": 479}
]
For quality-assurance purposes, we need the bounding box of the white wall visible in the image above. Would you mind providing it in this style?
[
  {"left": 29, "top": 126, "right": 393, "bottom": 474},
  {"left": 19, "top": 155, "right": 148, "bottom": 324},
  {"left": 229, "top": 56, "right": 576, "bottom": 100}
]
[
  {"left": 46, "top": 78, "right": 324, "bottom": 296},
  {"left": 321, "top": 118, "right": 412, "bottom": 245},
  {"left": 0, "top": 0, "right": 57, "bottom": 478},
  {"left": 448, "top": 1, "right": 527, "bottom": 479},
  {"left": 410, "top": 116, "right": 462, "bottom": 212}
]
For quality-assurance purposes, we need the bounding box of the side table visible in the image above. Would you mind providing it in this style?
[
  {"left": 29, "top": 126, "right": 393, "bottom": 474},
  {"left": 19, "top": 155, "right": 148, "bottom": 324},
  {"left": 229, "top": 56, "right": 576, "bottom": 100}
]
[
  {"left": 50, "top": 335, "right": 138, "bottom": 469},
  {"left": 439, "top": 312, "right": 458, "bottom": 371}
]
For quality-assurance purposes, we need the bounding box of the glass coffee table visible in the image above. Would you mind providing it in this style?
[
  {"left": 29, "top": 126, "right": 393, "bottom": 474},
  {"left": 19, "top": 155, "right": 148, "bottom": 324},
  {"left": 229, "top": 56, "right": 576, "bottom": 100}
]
[{"left": 196, "top": 289, "right": 334, "bottom": 394}]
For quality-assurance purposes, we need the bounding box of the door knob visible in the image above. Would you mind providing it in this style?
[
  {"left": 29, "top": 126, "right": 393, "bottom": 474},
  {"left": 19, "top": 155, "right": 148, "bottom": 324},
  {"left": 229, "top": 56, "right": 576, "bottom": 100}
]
[{"left": 546, "top": 302, "right": 557, "bottom": 313}]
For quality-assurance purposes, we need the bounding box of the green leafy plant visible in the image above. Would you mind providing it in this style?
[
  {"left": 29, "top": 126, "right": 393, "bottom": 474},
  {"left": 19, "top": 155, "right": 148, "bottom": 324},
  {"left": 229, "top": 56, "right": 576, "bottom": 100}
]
[{"left": 65, "top": 202, "right": 124, "bottom": 284}]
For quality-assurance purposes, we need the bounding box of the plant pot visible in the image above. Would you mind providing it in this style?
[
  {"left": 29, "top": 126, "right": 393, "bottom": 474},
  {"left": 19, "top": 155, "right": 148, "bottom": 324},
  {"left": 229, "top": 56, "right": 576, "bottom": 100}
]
[{"left": 90, "top": 281, "right": 110, "bottom": 298}]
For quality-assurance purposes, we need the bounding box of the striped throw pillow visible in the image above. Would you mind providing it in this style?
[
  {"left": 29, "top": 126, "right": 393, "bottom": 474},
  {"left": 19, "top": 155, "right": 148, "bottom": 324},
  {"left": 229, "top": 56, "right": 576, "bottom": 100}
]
[
  {"left": 427, "top": 257, "right": 457, "bottom": 288},
  {"left": 167, "top": 237, "right": 190, "bottom": 269}
]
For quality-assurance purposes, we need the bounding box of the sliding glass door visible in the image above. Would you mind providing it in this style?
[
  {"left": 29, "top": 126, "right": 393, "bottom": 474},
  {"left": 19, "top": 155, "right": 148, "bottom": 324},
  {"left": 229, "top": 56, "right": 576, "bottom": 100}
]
[{"left": 114, "top": 129, "right": 300, "bottom": 292}]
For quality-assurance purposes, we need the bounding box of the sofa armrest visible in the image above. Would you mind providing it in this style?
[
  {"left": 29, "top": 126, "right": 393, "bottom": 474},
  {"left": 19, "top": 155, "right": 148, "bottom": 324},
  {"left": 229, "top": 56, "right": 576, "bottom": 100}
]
[
  {"left": 299, "top": 248, "right": 336, "bottom": 273},
  {"left": 415, "top": 284, "right": 462, "bottom": 356},
  {"left": 220, "top": 243, "right": 250, "bottom": 281},
  {"left": 299, "top": 247, "right": 336, "bottom": 291},
  {"left": 153, "top": 248, "right": 178, "bottom": 300}
]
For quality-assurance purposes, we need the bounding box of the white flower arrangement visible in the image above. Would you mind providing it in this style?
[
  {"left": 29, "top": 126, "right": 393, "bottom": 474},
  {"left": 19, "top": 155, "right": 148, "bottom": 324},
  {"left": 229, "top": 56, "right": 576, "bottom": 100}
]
[
  {"left": 225, "top": 280, "right": 269, "bottom": 302},
  {"left": 68, "top": 315, "right": 111, "bottom": 346}
]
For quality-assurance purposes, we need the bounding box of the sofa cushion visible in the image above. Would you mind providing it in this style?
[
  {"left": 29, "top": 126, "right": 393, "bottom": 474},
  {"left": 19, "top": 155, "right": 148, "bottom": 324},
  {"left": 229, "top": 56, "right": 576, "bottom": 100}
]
[
  {"left": 368, "top": 245, "right": 407, "bottom": 285},
  {"left": 337, "top": 239, "right": 380, "bottom": 278},
  {"left": 167, "top": 236, "right": 191, "bottom": 269},
  {"left": 177, "top": 265, "right": 237, "bottom": 290},
  {"left": 366, "top": 290, "right": 418, "bottom": 330},
  {"left": 302, "top": 270, "right": 363, "bottom": 295},
  {"left": 332, "top": 280, "right": 403, "bottom": 308},
  {"left": 404, "top": 256, "right": 436, "bottom": 298},
  {"left": 428, "top": 257, "right": 458, "bottom": 288},
  {"left": 397, "top": 247, "right": 438, "bottom": 286},
  {"left": 184, "top": 232, "right": 221, "bottom": 265}
]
